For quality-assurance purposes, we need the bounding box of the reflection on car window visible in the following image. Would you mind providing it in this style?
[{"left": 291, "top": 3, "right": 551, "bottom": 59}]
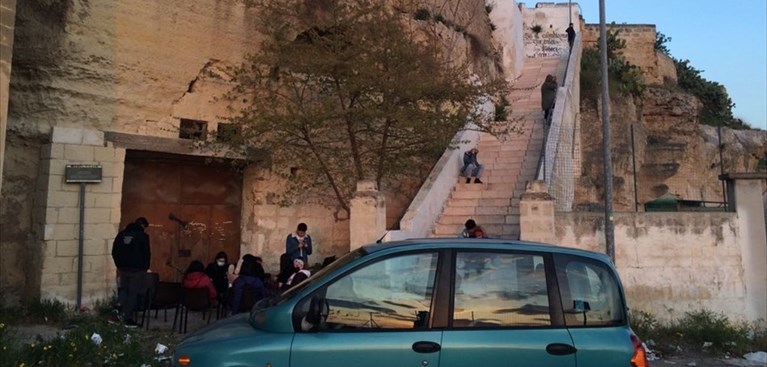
[
  {"left": 453, "top": 252, "right": 550, "bottom": 328},
  {"left": 320, "top": 252, "right": 438, "bottom": 330},
  {"left": 557, "top": 257, "right": 624, "bottom": 327}
]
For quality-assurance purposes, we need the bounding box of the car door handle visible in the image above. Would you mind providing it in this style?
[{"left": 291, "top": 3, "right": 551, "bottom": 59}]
[
  {"left": 412, "top": 341, "right": 441, "bottom": 353},
  {"left": 546, "top": 343, "right": 577, "bottom": 355}
]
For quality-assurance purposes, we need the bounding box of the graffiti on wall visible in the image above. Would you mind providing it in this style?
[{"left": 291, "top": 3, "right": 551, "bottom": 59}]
[{"left": 524, "top": 32, "right": 568, "bottom": 58}]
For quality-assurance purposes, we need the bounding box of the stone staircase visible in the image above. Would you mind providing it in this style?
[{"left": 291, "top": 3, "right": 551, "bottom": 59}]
[{"left": 431, "top": 57, "right": 563, "bottom": 239}]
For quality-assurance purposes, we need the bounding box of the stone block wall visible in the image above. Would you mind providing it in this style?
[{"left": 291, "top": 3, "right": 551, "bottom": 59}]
[
  {"left": 582, "top": 24, "right": 670, "bottom": 84},
  {"left": 553, "top": 212, "right": 749, "bottom": 321},
  {"left": 34, "top": 127, "right": 125, "bottom": 305},
  {"left": 521, "top": 2, "right": 580, "bottom": 58}
]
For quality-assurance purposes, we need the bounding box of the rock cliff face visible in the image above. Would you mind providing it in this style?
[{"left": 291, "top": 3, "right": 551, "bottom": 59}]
[
  {"left": 2, "top": 0, "right": 506, "bottom": 303},
  {"left": 575, "top": 86, "right": 766, "bottom": 212}
]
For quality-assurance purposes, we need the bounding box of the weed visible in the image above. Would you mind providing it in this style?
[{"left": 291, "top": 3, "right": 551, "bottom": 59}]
[
  {"left": 530, "top": 24, "right": 542, "bottom": 34},
  {"left": 631, "top": 310, "right": 767, "bottom": 357}
]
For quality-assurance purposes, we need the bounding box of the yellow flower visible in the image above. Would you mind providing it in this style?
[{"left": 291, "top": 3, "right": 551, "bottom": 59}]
[{"left": 0, "top": 322, "right": 5, "bottom": 328}]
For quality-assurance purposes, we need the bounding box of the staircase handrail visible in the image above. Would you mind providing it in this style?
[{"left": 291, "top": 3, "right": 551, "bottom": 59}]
[
  {"left": 384, "top": 101, "right": 493, "bottom": 241},
  {"left": 535, "top": 33, "right": 582, "bottom": 206}
]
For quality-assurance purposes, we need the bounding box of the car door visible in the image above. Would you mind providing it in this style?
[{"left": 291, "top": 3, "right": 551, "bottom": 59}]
[
  {"left": 439, "top": 251, "right": 577, "bottom": 367},
  {"left": 554, "top": 254, "right": 636, "bottom": 366},
  {"left": 290, "top": 251, "right": 443, "bottom": 367}
]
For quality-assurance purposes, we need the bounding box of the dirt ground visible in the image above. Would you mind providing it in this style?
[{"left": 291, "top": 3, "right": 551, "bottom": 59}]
[{"left": 649, "top": 351, "right": 765, "bottom": 367}]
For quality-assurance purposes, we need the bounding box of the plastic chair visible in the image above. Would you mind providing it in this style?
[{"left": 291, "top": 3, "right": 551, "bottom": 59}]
[
  {"left": 148, "top": 281, "right": 182, "bottom": 324},
  {"left": 137, "top": 273, "right": 159, "bottom": 330},
  {"left": 174, "top": 287, "right": 213, "bottom": 334}
]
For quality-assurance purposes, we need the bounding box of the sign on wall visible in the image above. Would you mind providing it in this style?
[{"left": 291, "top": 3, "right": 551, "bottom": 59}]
[{"left": 65, "top": 164, "right": 102, "bottom": 183}]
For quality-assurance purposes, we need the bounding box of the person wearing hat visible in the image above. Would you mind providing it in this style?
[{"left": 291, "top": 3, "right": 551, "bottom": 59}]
[{"left": 283, "top": 258, "right": 311, "bottom": 291}]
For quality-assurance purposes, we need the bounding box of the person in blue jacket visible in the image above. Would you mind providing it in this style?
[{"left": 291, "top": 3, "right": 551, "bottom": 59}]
[
  {"left": 462, "top": 148, "right": 484, "bottom": 184},
  {"left": 286, "top": 223, "right": 312, "bottom": 265}
]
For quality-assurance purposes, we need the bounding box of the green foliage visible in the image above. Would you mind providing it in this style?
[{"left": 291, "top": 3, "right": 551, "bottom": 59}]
[
  {"left": 674, "top": 59, "right": 750, "bottom": 129},
  {"left": 630, "top": 310, "right": 767, "bottom": 356},
  {"left": 0, "top": 298, "right": 71, "bottom": 325},
  {"left": 530, "top": 24, "right": 542, "bottom": 34},
  {"left": 0, "top": 301, "right": 174, "bottom": 367},
  {"left": 223, "top": 0, "right": 506, "bottom": 210},
  {"left": 0, "top": 315, "right": 166, "bottom": 367},
  {"left": 485, "top": 4, "right": 493, "bottom": 14},
  {"left": 655, "top": 31, "right": 672, "bottom": 55},
  {"left": 414, "top": 8, "right": 430, "bottom": 21},
  {"left": 579, "top": 28, "right": 646, "bottom": 101},
  {"left": 494, "top": 97, "right": 510, "bottom": 122}
]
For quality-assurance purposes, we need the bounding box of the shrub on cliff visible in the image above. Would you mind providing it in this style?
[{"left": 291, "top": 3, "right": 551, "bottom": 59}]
[
  {"left": 580, "top": 28, "right": 646, "bottom": 102},
  {"left": 674, "top": 59, "right": 749, "bottom": 129}
]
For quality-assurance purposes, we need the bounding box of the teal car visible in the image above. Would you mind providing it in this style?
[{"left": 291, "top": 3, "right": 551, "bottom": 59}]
[{"left": 172, "top": 239, "right": 648, "bottom": 367}]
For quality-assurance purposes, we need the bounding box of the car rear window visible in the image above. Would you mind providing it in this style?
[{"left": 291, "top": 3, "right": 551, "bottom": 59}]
[{"left": 554, "top": 255, "right": 626, "bottom": 327}]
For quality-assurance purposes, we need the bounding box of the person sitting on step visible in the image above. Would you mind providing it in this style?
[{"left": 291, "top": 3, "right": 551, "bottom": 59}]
[{"left": 461, "top": 148, "right": 484, "bottom": 184}]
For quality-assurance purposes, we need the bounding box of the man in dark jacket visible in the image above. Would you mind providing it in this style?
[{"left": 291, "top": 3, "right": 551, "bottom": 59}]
[
  {"left": 566, "top": 23, "right": 576, "bottom": 50},
  {"left": 541, "top": 74, "right": 558, "bottom": 121},
  {"left": 111, "top": 217, "right": 151, "bottom": 327}
]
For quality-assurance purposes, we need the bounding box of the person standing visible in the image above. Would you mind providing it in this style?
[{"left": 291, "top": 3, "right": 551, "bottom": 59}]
[
  {"left": 286, "top": 223, "right": 312, "bottom": 265},
  {"left": 566, "top": 23, "right": 576, "bottom": 51},
  {"left": 111, "top": 217, "right": 151, "bottom": 328},
  {"left": 462, "top": 148, "right": 484, "bottom": 184},
  {"left": 541, "top": 74, "right": 558, "bottom": 121}
]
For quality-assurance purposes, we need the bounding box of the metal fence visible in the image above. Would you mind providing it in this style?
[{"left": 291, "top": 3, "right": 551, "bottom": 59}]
[{"left": 544, "top": 121, "right": 765, "bottom": 213}]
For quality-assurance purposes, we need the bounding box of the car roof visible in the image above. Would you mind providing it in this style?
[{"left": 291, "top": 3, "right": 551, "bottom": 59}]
[{"left": 365, "top": 238, "right": 612, "bottom": 263}]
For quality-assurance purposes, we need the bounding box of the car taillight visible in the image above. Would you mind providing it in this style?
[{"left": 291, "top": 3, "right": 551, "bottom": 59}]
[
  {"left": 177, "top": 355, "right": 191, "bottom": 366},
  {"left": 630, "top": 334, "right": 648, "bottom": 367}
]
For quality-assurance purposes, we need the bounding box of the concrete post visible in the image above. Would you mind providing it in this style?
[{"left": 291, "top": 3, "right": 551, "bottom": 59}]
[
  {"left": 721, "top": 173, "right": 767, "bottom": 322},
  {"left": 349, "top": 180, "right": 386, "bottom": 250},
  {"left": 519, "top": 180, "right": 556, "bottom": 243}
]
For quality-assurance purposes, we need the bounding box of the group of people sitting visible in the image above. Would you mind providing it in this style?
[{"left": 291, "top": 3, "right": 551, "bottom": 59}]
[{"left": 180, "top": 223, "right": 315, "bottom": 316}]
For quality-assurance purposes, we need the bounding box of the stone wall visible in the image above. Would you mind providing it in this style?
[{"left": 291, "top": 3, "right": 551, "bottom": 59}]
[
  {"left": 36, "top": 127, "right": 124, "bottom": 305},
  {"left": 582, "top": 24, "right": 675, "bottom": 84},
  {"left": 521, "top": 2, "right": 579, "bottom": 58},
  {"left": 554, "top": 211, "right": 749, "bottom": 321}
]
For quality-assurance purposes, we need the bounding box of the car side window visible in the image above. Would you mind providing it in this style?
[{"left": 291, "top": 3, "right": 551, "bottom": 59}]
[
  {"left": 298, "top": 252, "right": 439, "bottom": 331},
  {"left": 453, "top": 252, "right": 551, "bottom": 328},
  {"left": 555, "top": 256, "right": 625, "bottom": 327}
]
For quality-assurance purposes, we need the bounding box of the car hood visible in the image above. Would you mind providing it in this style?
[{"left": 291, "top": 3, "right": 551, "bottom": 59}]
[{"left": 176, "top": 313, "right": 254, "bottom": 347}]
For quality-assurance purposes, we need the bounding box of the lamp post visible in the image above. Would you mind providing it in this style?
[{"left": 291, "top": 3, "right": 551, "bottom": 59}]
[{"left": 599, "top": 0, "right": 615, "bottom": 261}]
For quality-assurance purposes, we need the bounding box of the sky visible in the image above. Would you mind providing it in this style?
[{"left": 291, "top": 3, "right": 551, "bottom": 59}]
[{"left": 577, "top": 0, "right": 767, "bottom": 130}]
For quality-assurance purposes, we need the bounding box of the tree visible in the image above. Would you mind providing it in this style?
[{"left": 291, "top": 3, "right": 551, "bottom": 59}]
[
  {"left": 674, "top": 59, "right": 749, "bottom": 128},
  {"left": 654, "top": 31, "right": 672, "bottom": 55},
  {"left": 224, "top": 0, "right": 506, "bottom": 211}
]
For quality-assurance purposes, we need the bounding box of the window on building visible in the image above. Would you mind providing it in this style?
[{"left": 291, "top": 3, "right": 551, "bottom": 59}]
[{"left": 179, "top": 119, "right": 208, "bottom": 139}]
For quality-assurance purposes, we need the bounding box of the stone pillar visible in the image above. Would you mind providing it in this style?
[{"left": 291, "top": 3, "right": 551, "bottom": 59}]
[
  {"left": 0, "top": 0, "right": 18, "bottom": 194},
  {"left": 519, "top": 180, "right": 555, "bottom": 243},
  {"left": 349, "top": 180, "right": 386, "bottom": 250},
  {"left": 721, "top": 173, "right": 767, "bottom": 322},
  {"left": 36, "top": 127, "right": 125, "bottom": 306}
]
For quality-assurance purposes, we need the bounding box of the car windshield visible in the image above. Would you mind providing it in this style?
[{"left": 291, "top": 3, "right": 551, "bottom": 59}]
[{"left": 249, "top": 247, "right": 367, "bottom": 321}]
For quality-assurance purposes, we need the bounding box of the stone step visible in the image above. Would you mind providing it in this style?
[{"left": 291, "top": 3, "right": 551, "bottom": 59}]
[{"left": 437, "top": 214, "right": 507, "bottom": 225}]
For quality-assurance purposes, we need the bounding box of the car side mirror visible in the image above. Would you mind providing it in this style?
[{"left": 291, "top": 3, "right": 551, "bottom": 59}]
[{"left": 572, "top": 299, "right": 591, "bottom": 313}]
